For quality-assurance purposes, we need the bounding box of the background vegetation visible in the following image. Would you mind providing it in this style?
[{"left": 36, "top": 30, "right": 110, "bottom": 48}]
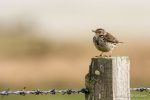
[{"left": 0, "top": 0, "right": 150, "bottom": 99}]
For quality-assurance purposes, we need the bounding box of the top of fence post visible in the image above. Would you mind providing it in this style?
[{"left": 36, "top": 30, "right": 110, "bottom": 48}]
[{"left": 85, "top": 56, "right": 130, "bottom": 100}]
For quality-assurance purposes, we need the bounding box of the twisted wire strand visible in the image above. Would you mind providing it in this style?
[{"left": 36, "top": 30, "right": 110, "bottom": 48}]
[
  {"left": 0, "top": 87, "right": 150, "bottom": 96},
  {"left": 130, "top": 87, "right": 150, "bottom": 92},
  {"left": 0, "top": 88, "right": 88, "bottom": 96}
]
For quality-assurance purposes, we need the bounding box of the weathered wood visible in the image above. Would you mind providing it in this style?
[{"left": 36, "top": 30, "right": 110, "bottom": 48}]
[{"left": 85, "top": 57, "right": 130, "bottom": 100}]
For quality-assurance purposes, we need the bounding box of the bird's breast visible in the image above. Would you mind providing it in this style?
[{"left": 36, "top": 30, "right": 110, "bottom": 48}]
[{"left": 93, "top": 36, "right": 116, "bottom": 52}]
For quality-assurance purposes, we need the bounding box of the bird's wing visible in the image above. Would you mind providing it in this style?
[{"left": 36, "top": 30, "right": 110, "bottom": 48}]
[{"left": 104, "top": 32, "right": 120, "bottom": 43}]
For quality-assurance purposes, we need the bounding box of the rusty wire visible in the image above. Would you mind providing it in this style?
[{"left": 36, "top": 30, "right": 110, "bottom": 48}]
[
  {"left": 0, "top": 87, "right": 150, "bottom": 96},
  {"left": 130, "top": 87, "right": 150, "bottom": 92},
  {"left": 0, "top": 87, "right": 88, "bottom": 96}
]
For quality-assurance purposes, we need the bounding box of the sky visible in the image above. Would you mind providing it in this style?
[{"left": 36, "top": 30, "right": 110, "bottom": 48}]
[{"left": 0, "top": 0, "right": 150, "bottom": 41}]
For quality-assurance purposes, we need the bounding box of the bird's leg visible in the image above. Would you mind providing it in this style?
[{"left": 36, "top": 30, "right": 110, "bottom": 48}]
[
  {"left": 99, "top": 52, "right": 103, "bottom": 57},
  {"left": 95, "top": 52, "right": 104, "bottom": 57},
  {"left": 103, "top": 52, "right": 109, "bottom": 57}
]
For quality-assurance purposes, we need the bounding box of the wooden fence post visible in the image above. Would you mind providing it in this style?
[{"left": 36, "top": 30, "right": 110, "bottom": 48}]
[{"left": 85, "top": 57, "right": 130, "bottom": 100}]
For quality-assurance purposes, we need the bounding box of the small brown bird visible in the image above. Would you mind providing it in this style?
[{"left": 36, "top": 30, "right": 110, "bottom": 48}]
[{"left": 92, "top": 28, "right": 122, "bottom": 56}]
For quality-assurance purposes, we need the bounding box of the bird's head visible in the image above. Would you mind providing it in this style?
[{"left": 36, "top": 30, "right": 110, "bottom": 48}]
[{"left": 92, "top": 28, "right": 105, "bottom": 37}]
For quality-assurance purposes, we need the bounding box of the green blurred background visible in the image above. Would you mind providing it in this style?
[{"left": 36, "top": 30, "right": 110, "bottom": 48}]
[{"left": 0, "top": 0, "right": 150, "bottom": 100}]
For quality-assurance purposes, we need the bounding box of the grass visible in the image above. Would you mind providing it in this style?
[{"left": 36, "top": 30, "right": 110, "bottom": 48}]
[
  {"left": 0, "top": 94, "right": 84, "bottom": 100},
  {"left": 131, "top": 91, "right": 150, "bottom": 100},
  {"left": 0, "top": 92, "right": 150, "bottom": 100}
]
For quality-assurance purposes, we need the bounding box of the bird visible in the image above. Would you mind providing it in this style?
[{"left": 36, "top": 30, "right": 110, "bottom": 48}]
[{"left": 92, "top": 28, "right": 123, "bottom": 57}]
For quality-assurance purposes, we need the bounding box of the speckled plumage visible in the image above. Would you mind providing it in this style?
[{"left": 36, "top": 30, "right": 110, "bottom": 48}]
[{"left": 92, "top": 28, "right": 122, "bottom": 56}]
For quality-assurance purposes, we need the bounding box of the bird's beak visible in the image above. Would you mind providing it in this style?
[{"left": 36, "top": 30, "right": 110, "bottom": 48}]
[{"left": 92, "top": 30, "right": 95, "bottom": 33}]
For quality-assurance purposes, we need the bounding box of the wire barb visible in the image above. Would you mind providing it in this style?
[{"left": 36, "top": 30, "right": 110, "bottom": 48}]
[
  {"left": 130, "top": 87, "right": 150, "bottom": 92},
  {"left": 0, "top": 88, "right": 88, "bottom": 96},
  {"left": 0, "top": 87, "right": 150, "bottom": 96}
]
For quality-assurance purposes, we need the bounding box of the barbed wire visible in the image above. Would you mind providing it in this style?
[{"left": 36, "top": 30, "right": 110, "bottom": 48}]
[
  {"left": 130, "top": 87, "right": 150, "bottom": 92},
  {"left": 0, "top": 87, "right": 150, "bottom": 96},
  {"left": 0, "top": 87, "right": 88, "bottom": 96}
]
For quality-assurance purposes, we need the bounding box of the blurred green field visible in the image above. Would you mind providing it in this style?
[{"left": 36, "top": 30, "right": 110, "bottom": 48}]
[
  {"left": 0, "top": 94, "right": 84, "bottom": 100},
  {"left": 131, "top": 91, "right": 150, "bottom": 100},
  {"left": 0, "top": 92, "right": 150, "bottom": 100}
]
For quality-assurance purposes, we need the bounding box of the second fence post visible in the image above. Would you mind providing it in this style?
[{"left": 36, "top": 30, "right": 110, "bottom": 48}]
[{"left": 85, "top": 57, "right": 130, "bottom": 100}]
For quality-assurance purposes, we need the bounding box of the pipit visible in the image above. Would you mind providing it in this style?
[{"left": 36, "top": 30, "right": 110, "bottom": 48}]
[{"left": 92, "top": 28, "right": 123, "bottom": 57}]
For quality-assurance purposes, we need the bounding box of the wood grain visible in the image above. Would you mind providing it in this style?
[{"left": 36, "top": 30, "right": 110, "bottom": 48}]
[{"left": 85, "top": 57, "right": 130, "bottom": 100}]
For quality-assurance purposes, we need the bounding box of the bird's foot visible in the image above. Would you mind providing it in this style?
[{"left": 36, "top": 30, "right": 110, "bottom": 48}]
[
  {"left": 102, "top": 55, "right": 109, "bottom": 57},
  {"left": 101, "top": 55, "right": 112, "bottom": 57},
  {"left": 95, "top": 54, "right": 103, "bottom": 57},
  {"left": 95, "top": 53, "right": 112, "bottom": 57}
]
